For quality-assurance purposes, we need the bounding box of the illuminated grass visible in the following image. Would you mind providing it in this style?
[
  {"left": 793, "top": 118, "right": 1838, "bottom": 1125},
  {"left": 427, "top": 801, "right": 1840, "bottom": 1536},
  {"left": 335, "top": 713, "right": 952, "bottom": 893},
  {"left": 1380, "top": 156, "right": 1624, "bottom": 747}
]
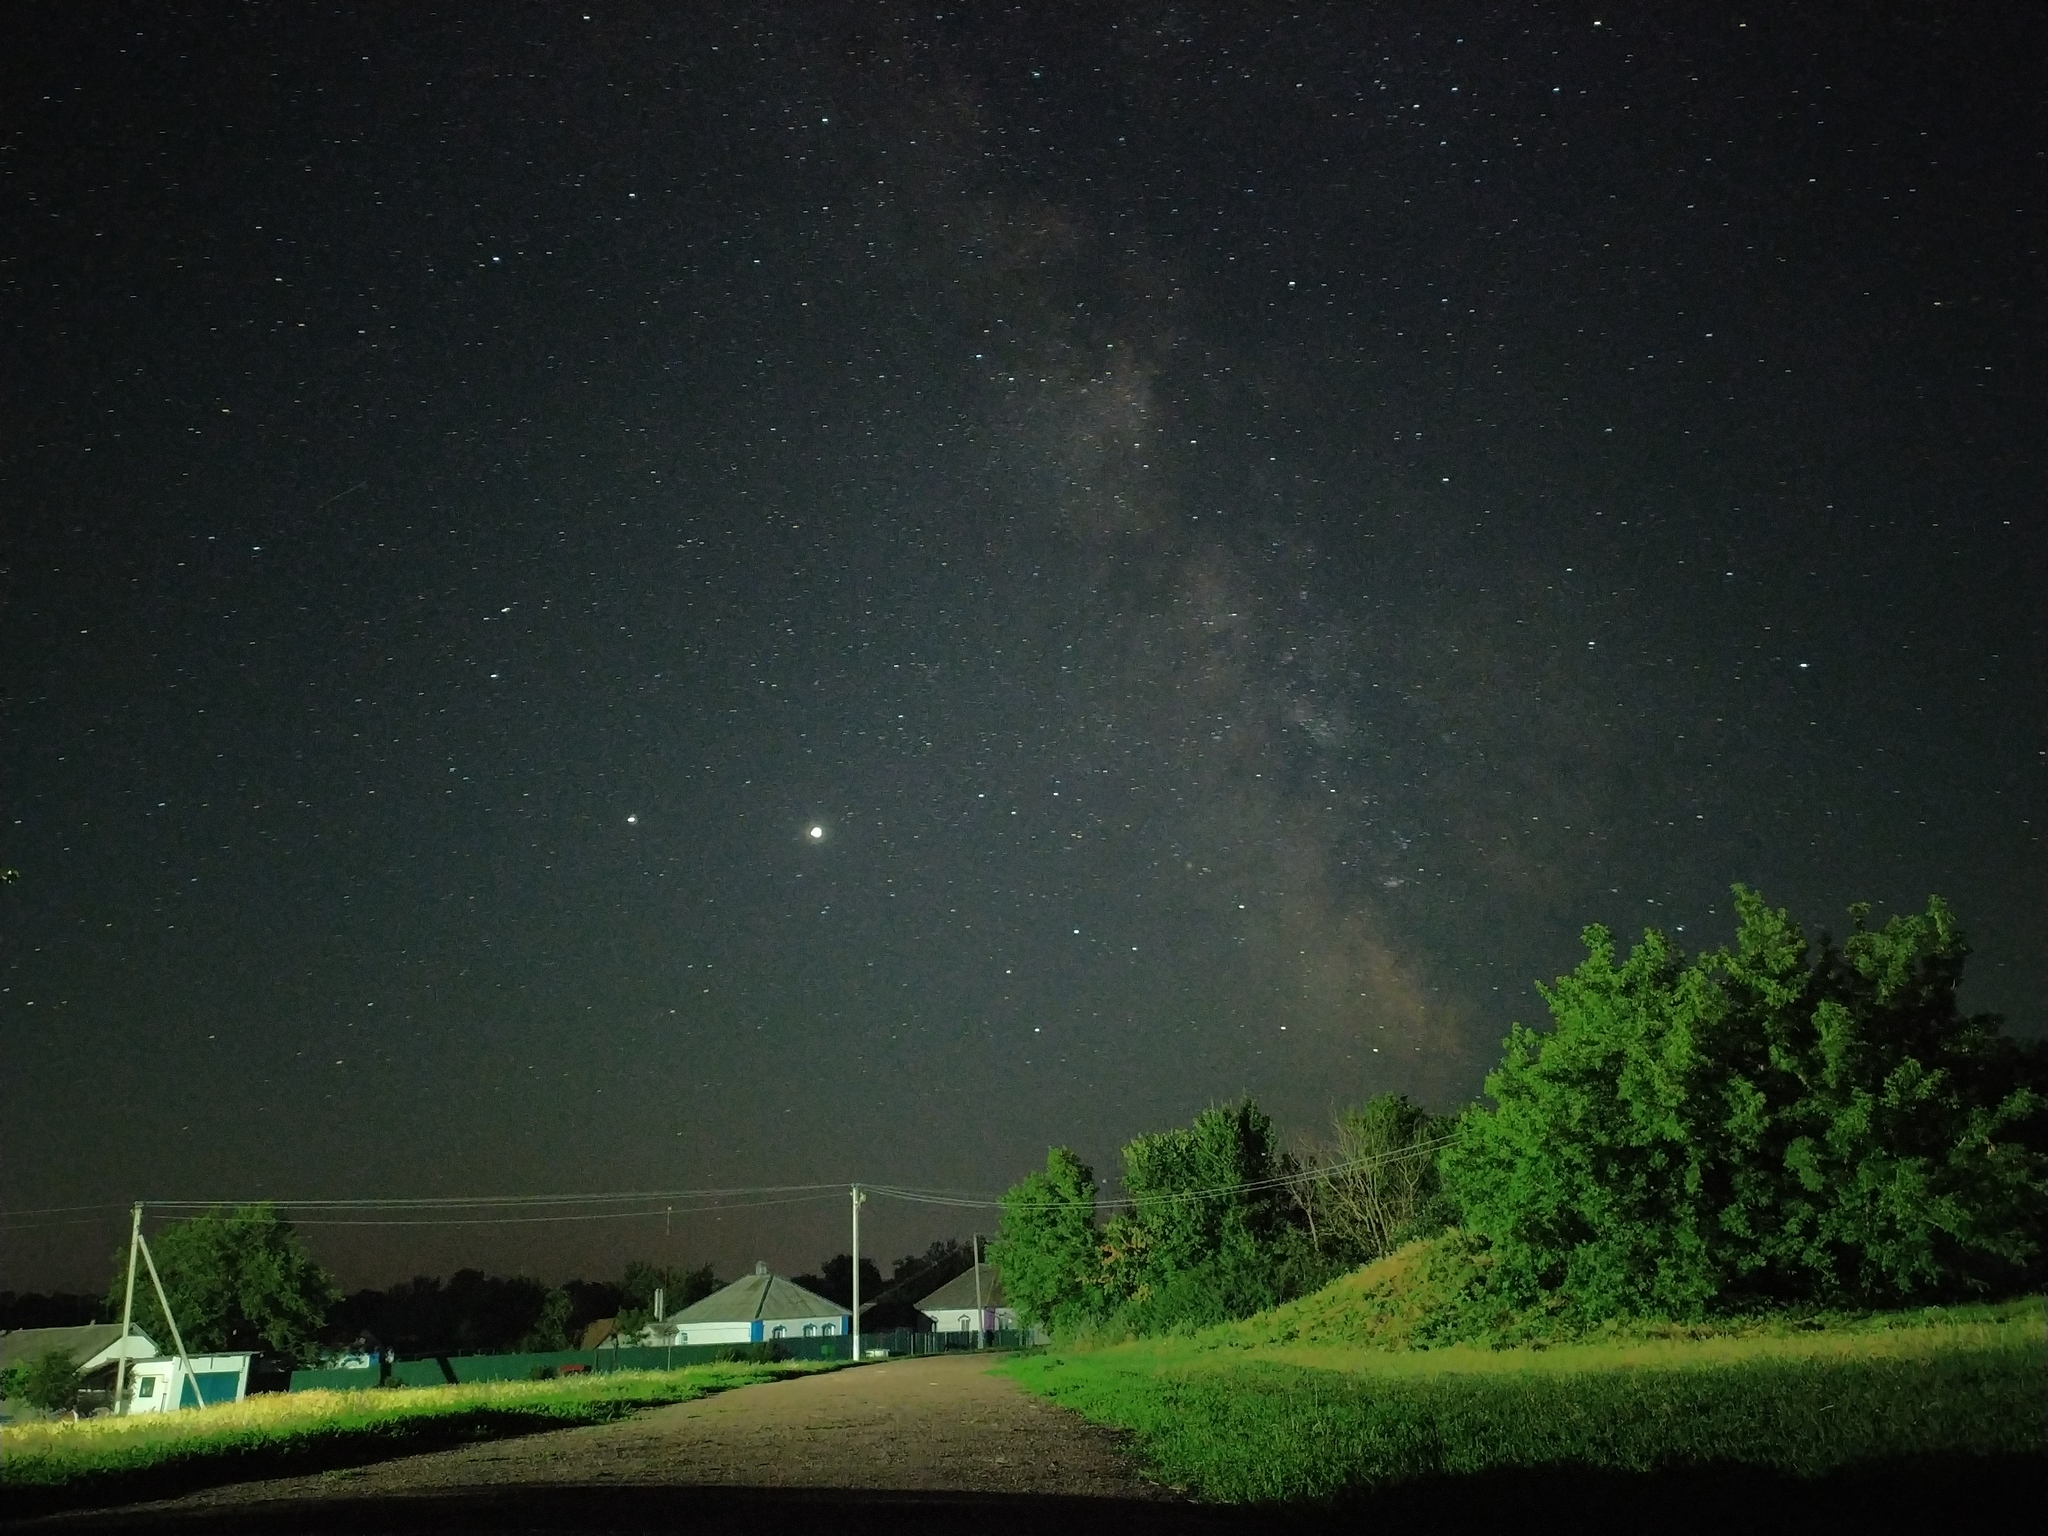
[
  {"left": 1001, "top": 1297, "right": 2046, "bottom": 1503},
  {"left": 0, "top": 1363, "right": 823, "bottom": 1512}
]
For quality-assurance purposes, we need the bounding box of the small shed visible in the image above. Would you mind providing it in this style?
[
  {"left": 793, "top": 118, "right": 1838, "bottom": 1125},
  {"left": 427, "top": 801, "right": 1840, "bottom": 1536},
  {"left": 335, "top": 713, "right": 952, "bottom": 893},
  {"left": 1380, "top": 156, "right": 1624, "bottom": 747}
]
[
  {"left": 123, "top": 1352, "right": 255, "bottom": 1413},
  {"left": 663, "top": 1262, "right": 849, "bottom": 1346},
  {"left": 916, "top": 1264, "right": 1018, "bottom": 1336}
]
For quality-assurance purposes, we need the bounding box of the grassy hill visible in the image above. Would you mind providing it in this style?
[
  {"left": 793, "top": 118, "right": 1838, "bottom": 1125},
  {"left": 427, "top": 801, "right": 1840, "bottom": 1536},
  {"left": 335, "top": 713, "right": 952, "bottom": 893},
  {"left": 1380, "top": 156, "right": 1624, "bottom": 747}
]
[{"left": 1000, "top": 1243, "right": 2047, "bottom": 1511}]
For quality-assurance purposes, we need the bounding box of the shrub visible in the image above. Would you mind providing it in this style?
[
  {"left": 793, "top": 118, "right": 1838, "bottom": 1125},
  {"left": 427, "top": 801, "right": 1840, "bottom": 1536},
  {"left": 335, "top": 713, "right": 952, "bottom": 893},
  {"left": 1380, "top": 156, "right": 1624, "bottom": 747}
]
[
  {"left": 1442, "top": 887, "right": 2048, "bottom": 1319},
  {"left": 17, "top": 1350, "right": 83, "bottom": 1414}
]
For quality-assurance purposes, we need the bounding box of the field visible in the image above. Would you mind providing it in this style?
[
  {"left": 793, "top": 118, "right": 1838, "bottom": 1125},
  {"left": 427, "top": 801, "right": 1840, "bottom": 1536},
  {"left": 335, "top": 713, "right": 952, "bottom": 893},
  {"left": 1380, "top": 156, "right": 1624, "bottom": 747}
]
[
  {"left": 1001, "top": 1262, "right": 2047, "bottom": 1505},
  {"left": 0, "top": 1362, "right": 821, "bottom": 1515}
]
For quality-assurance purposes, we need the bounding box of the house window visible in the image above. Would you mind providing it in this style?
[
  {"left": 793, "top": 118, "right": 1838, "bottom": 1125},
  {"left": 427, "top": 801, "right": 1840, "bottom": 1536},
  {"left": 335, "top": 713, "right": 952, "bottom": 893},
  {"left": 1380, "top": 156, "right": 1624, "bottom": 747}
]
[
  {"left": 137, "top": 1377, "right": 155, "bottom": 1398},
  {"left": 771, "top": 1325, "right": 786, "bottom": 1338},
  {"left": 802, "top": 1323, "right": 817, "bottom": 1337},
  {"left": 821, "top": 1321, "right": 836, "bottom": 1335},
  {"left": 957, "top": 1314, "right": 972, "bottom": 1331}
]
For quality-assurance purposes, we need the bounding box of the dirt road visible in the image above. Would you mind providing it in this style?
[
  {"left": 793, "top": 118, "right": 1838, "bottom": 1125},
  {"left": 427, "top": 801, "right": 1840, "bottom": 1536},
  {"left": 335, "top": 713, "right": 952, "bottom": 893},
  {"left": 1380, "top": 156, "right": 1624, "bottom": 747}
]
[{"left": 34, "top": 1355, "right": 1208, "bottom": 1535}]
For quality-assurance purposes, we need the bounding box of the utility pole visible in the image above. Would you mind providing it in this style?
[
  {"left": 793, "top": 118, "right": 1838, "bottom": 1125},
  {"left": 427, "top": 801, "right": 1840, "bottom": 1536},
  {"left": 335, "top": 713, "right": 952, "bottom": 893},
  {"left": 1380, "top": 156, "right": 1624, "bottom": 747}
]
[
  {"left": 136, "top": 1229, "right": 201, "bottom": 1409},
  {"left": 113, "top": 1203, "right": 142, "bottom": 1414},
  {"left": 850, "top": 1183, "right": 866, "bottom": 1364},
  {"left": 971, "top": 1233, "right": 985, "bottom": 1347}
]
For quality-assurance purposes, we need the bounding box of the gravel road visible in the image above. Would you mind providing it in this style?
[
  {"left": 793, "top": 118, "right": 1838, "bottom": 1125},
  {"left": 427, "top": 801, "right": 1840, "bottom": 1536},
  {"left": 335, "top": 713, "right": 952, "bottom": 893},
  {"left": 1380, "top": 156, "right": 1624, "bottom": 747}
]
[{"left": 28, "top": 1355, "right": 1204, "bottom": 1535}]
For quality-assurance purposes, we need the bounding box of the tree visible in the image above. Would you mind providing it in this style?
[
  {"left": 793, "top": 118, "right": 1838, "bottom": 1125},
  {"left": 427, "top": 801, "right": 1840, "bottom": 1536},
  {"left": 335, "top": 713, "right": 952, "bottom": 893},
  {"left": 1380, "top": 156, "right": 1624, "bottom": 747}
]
[
  {"left": 7, "top": 1348, "right": 83, "bottom": 1413},
  {"left": 1705, "top": 888, "right": 2048, "bottom": 1303},
  {"left": 889, "top": 1238, "right": 973, "bottom": 1292},
  {"left": 992, "top": 1147, "right": 1103, "bottom": 1331},
  {"left": 1290, "top": 1094, "right": 1454, "bottom": 1267},
  {"left": 616, "top": 1260, "right": 717, "bottom": 1336},
  {"left": 106, "top": 1204, "right": 340, "bottom": 1366},
  {"left": 518, "top": 1286, "right": 574, "bottom": 1351},
  {"left": 1441, "top": 887, "right": 2048, "bottom": 1320},
  {"left": 791, "top": 1254, "right": 883, "bottom": 1309},
  {"left": 1112, "top": 1099, "right": 1296, "bottom": 1330}
]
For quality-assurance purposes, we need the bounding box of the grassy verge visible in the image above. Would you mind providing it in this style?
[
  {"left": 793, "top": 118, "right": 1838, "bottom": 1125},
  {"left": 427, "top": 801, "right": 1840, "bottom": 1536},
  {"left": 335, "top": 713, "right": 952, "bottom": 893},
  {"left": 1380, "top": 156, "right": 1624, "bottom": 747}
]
[
  {"left": 0, "top": 1362, "right": 822, "bottom": 1515},
  {"left": 1001, "top": 1297, "right": 2046, "bottom": 1504}
]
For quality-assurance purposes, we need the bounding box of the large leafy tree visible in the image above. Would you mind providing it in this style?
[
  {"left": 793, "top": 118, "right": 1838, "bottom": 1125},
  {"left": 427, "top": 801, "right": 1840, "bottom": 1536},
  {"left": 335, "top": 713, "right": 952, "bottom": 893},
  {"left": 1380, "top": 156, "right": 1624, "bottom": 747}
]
[
  {"left": 1442, "top": 888, "right": 2048, "bottom": 1319},
  {"left": 1706, "top": 888, "right": 2047, "bottom": 1302},
  {"left": 108, "top": 1204, "right": 340, "bottom": 1365},
  {"left": 992, "top": 1147, "right": 1102, "bottom": 1331},
  {"left": 1110, "top": 1098, "right": 1295, "bottom": 1329}
]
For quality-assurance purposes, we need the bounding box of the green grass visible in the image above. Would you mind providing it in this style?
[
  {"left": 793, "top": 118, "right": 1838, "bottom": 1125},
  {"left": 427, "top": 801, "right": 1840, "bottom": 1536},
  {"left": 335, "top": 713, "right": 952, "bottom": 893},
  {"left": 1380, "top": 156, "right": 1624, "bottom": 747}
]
[
  {"left": 1001, "top": 1289, "right": 2046, "bottom": 1504},
  {"left": 0, "top": 1362, "right": 822, "bottom": 1514}
]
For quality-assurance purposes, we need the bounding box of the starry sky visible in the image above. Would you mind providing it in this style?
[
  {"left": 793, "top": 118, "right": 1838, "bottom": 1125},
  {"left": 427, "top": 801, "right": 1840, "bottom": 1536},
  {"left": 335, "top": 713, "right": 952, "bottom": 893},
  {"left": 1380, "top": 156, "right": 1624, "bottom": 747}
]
[{"left": 4, "top": 4, "right": 2043, "bottom": 1293}]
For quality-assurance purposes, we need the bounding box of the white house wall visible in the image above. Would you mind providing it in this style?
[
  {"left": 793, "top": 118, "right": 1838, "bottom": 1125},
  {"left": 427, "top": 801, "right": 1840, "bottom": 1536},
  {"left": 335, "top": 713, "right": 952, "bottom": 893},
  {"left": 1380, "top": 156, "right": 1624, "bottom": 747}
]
[
  {"left": 917, "top": 1307, "right": 1019, "bottom": 1333},
  {"left": 665, "top": 1316, "right": 849, "bottom": 1347}
]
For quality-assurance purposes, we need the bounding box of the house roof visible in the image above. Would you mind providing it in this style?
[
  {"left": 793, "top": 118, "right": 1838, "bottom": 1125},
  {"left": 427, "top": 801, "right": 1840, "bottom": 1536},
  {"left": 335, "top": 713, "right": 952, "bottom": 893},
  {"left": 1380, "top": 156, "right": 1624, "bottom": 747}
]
[
  {"left": 915, "top": 1265, "right": 1006, "bottom": 1311},
  {"left": 0, "top": 1324, "right": 158, "bottom": 1372},
  {"left": 670, "top": 1263, "right": 845, "bottom": 1324}
]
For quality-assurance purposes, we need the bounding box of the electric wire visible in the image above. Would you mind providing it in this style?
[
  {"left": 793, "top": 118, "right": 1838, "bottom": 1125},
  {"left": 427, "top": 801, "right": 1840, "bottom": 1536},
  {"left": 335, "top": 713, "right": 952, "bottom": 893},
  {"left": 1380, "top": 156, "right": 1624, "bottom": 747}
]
[{"left": 1, "top": 1136, "right": 1461, "bottom": 1231}]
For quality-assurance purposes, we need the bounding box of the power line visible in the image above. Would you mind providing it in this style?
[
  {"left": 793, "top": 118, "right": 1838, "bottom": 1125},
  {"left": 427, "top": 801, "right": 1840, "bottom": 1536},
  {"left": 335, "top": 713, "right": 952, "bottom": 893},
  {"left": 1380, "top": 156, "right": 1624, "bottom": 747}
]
[
  {"left": 140, "top": 1183, "right": 846, "bottom": 1213},
  {"left": 3, "top": 1137, "right": 1459, "bottom": 1231},
  {"left": 866, "top": 1134, "right": 1462, "bottom": 1213},
  {"left": 287, "top": 1192, "right": 845, "bottom": 1227}
]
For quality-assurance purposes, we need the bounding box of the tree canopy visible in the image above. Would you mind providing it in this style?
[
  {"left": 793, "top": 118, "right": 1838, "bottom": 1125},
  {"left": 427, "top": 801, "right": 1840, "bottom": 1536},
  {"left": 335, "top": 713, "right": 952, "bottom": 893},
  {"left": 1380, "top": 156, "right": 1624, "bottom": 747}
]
[
  {"left": 108, "top": 1204, "right": 340, "bottom": 1365},
  {"left": 992, "top": 1146, "right": 1104, "bottom": 1331}
]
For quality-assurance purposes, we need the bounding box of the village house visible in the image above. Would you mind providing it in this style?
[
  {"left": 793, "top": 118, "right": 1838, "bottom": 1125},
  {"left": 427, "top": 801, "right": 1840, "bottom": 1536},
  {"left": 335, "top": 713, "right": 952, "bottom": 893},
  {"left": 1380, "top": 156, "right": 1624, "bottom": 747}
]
[
  {"left": 657, "top": 1262, "right": 849, "bottom": 1346},
  {"left": 915, "top": 1263, "right": 1019, "bottom": 1337}
]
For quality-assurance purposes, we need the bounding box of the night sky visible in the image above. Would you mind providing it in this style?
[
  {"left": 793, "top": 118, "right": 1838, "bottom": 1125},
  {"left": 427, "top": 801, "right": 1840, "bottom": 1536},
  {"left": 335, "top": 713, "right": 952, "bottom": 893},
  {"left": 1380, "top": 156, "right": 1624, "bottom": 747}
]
[{"left": 5, "top": 4, "right": 2043, "bottom": 1294}]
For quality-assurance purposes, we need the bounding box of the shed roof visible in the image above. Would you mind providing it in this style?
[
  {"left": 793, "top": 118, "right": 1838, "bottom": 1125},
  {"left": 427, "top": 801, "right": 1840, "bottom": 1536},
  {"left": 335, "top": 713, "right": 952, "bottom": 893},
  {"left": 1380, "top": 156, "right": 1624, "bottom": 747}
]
[
  {"left": 670, "top": 1263, "right": 845, "bottom": 1324},
  {"left": 916, "top": 1265, "right": 1006, "bottom": 1311},
  {"left": 0, "top": 1324, "right": 157, "bottom": 1372}
]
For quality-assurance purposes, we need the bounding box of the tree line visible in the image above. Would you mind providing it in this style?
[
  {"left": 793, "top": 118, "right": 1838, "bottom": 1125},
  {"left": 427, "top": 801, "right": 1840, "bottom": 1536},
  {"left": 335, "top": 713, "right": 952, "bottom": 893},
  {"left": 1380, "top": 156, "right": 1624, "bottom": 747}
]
[{"left": 996, "top": 888, "right": 2048, "bottom": 1335}]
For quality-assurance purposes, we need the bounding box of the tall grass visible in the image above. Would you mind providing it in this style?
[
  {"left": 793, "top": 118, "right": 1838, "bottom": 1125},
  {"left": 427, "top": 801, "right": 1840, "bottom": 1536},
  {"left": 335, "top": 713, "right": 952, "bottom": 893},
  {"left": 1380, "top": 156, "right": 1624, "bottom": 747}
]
[
  {"left": 0, "top": 1363, "right": 816, "bottom": 1512},
  {"left": 1002, "top": 1299, "right": 2046, "bottom": 1503}
]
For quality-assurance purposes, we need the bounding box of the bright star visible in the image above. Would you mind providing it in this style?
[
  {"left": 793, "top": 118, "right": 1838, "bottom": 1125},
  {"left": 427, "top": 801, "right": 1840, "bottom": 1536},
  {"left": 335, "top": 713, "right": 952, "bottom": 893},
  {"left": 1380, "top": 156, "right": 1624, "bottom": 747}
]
[{"left": 808, "top": 825, "right": 824, "bottom": 841}]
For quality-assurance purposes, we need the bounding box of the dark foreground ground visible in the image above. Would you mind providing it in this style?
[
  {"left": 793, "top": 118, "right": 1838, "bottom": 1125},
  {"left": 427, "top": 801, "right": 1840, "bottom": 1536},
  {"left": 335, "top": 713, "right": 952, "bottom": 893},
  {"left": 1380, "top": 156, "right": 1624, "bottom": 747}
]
[{"left": 8, "top": 1354, "right": 2038, "bottom": 1536}]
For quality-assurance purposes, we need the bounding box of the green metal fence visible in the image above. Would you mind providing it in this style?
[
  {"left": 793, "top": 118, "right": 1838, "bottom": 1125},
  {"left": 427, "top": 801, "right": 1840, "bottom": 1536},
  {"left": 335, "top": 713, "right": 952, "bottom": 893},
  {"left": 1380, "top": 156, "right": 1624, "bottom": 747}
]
[
  {"left": 288, "top": 1328, "right": 1043, "bottom": 1392},
  {"left": 289, "top": 1337, "right": 851, "bottom": 1391}
]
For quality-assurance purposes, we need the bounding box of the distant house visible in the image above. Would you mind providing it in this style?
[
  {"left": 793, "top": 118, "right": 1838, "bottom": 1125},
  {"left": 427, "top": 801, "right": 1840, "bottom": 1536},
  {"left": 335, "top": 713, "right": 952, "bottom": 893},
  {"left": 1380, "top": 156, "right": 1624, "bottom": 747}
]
[
  {"left": 661, "top": 1262, "right": 849, "bottom": 1346},
  {"left": 915, "top": 1263, "right": 1019, "bottom": 1337},
  {"left": 0, "top": 1323, "right": 159, "bottom": 1420}
]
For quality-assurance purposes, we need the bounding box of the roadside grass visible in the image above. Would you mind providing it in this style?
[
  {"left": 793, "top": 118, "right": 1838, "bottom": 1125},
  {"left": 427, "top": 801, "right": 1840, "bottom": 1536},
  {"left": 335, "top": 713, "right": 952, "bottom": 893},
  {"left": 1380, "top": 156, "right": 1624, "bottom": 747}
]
[
  {"left": 0, "top": 1362, "right": 824, "bottom": 1514},
  {"left": 1001, "top": 1290, "right": 2046, "bottom": 1504}
]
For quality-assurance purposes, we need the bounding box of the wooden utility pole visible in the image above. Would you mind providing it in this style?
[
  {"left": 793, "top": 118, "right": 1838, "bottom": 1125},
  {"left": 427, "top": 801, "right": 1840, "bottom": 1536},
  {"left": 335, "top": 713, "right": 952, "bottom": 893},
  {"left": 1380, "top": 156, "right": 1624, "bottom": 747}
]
[
  {"left": 971, "top": 1232, "right": 984, "bottom": 1347},
  {"left": 850, "top": 1184, "right": 867, "bottom": 1364},
  {"left": 113, "top": 1203, "right": 142, "bottom": 1414},
  {"left": 136, "top": 1229, "right": 201, "bottom": 1408}
]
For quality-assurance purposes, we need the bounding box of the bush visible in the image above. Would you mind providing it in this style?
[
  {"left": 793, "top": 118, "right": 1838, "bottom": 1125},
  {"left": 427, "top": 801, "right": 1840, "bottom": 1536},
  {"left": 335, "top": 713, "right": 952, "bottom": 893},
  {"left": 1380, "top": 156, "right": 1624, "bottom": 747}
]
[
  {"left": 14, "top": 1349, "right": 83, "bottom": 1414},
  {"left": 1442, "top": 887, "right": 2048, "bottom": 1319},
  {"left": 710, "top": 1342, "right": 785, "bottom": 1364}
]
